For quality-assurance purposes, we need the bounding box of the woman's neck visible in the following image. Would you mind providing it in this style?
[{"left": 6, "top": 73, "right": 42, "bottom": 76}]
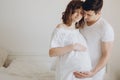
[
  {"left": 71, "top": 22, "right": 76, "bottom": 26},
  {"left": 63, "top": 23, "right": 76, "bottom": 29}
]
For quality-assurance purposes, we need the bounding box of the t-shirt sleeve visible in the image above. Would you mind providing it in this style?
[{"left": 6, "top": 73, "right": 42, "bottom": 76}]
[
  {"left": 50, "top": 28, "right": 63, "bottom": 48},
  {"left": 101, "top": 24, "right": 114, "bottom": 42}
]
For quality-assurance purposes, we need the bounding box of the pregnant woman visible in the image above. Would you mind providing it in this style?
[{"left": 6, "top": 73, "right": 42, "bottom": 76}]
[{"left": 49, "top": 1, "right": 92, "bottom": 80}]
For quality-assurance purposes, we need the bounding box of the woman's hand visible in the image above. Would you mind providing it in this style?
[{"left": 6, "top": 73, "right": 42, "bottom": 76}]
[{"left": 73, "top": 43, "right": 86, "bottom": 51}]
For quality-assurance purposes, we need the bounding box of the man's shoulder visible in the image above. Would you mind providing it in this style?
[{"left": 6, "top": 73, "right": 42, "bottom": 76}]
[
  {"left": 100, "top": 18, "right": 112, "bottom": 27},
  {"left": 98, "top": 18, "right": 114, "bottom": 36},
  {"left": 99, "top": 18, "right": 113, "bottom": 30}
]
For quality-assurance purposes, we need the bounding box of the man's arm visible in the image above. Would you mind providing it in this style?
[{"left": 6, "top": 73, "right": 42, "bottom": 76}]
[
  {"left": 74, "top": 41, "right": 114, "bottom": 78},
  {"left": 91, "top": 41, "right": 113, "bottom": 74}
]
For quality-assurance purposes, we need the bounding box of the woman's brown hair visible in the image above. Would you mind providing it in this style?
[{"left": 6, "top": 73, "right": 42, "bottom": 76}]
[{"left": 62, "top": 0, "right": 84, "bottom": 29}]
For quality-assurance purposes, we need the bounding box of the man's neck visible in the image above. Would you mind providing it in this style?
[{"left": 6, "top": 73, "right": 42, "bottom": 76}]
[
  {"left": 87, "top": 21, "right": 96, "bottom": 26},
  {"left": 87, "top": 16, "right": 101, "bottom": 26}
]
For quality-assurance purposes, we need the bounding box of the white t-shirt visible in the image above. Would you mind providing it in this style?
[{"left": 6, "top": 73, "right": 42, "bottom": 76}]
[{"left": 80, "top": 17, "right": 114, "bottom": 80}]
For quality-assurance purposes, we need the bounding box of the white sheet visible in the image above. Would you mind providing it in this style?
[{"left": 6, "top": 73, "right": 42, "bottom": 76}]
[
  {"left": 0, "top": 67, "right": 55, "bottom": 80},
  {"left": 0, "top": 57, "right": 55, "bottom": 80},
  {"left": 0, "top": 68, "right": 36, "bottom": 80}
]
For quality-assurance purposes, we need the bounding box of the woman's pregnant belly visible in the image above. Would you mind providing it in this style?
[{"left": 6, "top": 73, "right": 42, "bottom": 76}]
[{"left": 61, "top": 51, "right": 92, "bottom": 72}]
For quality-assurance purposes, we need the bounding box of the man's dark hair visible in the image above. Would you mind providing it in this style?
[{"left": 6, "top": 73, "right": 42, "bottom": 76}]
[{"left": 82, "top": 0, "right": 103, "bottom": 14}]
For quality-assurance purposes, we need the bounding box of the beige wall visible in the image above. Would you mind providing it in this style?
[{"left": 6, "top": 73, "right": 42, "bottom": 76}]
[{"left": 103, "top": 0, "right": 120, "bottom": 80}]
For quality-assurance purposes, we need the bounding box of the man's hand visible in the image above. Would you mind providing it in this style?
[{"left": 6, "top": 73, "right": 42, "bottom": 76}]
[{"left": 73, "top": 71, "right": 95, "bottom": 78}]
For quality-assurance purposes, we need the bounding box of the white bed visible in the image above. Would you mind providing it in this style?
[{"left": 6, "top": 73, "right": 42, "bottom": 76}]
[
  {"left": 0, "top": 66, "right": 55, "bottom": 80},
  {"left": 0, "top": 50, "right": 55, "bottom": 80},
  {"left": 0, "top": 71, "right": 34, "bottom": 80}
]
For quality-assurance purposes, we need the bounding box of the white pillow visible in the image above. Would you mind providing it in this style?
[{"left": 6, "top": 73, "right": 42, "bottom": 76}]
[
  {"left": 0, "top": 48, "right": 8, "bottom": 67},
  {"left": 6, "top": 58, "right": 53, "bottom": 77}
]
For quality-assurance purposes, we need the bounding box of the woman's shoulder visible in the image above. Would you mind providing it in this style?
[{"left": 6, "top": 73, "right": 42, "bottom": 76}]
[
  {"left": 56, "top": 23, "right": 66, "bottom": 29},
  {"left": 53, "top": 23, "right": 68, "bottom": 35},
  {"left": 55, "top": 23, "right": 68, "bottom": 32}
]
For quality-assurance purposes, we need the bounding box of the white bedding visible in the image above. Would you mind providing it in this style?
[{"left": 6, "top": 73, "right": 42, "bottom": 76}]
[
  {"left": 0, "top": 73, "right": 34, "bottom": 80},
  {"left": 0, "top": 67, "right": 36, "bottom": 80},
  {"left": 0, "top": 57, "right": 55, "bottom": 80},
  {"left": 0, "top": 69, "right": 54, "bottom": 80}
]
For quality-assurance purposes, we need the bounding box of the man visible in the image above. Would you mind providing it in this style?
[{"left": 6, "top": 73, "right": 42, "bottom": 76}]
[{"left": 74, "top": 0, "right": 114, "bottom": 80}]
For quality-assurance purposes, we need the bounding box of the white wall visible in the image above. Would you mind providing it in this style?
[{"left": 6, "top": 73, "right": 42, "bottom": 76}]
[
  {"left": 0, "top": 0, "right": 70, "bottom": 55},
  {"left": 0, "top": 0, "right": 120, "bottom": 79}
]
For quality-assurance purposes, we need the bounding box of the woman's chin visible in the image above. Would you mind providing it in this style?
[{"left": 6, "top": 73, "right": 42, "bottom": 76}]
[{"left": 73, "top": 19, "right": 81, "bottom": 23}]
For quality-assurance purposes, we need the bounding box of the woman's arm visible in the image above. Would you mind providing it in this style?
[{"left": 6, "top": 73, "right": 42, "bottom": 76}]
[
  {"left": 49, "top": 43, "right": 86, "bottom": 57},
  {"left": 49, "top": 44, "right": 73, "bottom": 57}
]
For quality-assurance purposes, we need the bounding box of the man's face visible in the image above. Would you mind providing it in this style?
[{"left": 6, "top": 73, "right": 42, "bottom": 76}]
[{"left": 83, "top": 10, "right": 99, "bottom": 22}]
